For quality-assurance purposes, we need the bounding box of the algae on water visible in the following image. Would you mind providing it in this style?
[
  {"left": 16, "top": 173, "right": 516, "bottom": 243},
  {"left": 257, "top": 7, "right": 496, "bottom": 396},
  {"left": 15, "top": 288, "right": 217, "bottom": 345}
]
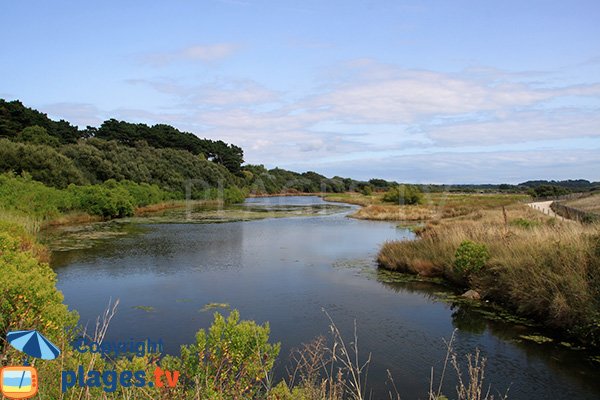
[{"left": 201, "top": 302, "right": 231, "bottom": 312}]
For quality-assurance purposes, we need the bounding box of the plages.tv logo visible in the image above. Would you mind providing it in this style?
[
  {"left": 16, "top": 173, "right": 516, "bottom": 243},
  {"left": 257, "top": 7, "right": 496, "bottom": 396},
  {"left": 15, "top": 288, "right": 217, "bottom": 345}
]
[
  {"left": 61, "top": 337, "right": 180, "bottom": 393},
  {"left": 1, "top": 329, "right": 60, "bottom": 399}
]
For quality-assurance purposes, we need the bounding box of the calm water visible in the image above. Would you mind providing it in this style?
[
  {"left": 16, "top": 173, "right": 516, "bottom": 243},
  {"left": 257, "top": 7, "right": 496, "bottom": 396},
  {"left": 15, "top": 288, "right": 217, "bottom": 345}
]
[{"left": 50, "top": 196, "right": 600, "bottom": 399}]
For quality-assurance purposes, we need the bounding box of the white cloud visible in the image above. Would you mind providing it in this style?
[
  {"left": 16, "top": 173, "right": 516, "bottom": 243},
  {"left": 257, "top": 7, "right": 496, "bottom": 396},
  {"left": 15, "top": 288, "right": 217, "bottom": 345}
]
[
  {"left": 140, "top": 43, "right": 239, "bottom": 66},
  {"left": 88, "top": 60, "right": 600, "bottom": 181},
  {"left": 288, "top": 148, "right": 600, "bottom": 184},
  {"left": 127, "top": 78, "right": 279, "bottom": 108},
  {"left": 310, "top": 68, "right": 600, "bottom": 124},
  {"left": 424, "top": 108, "right": 600, "bottom": 146},
  {"left": 43, "top": 102, "right": 104, "bottom": 127}
]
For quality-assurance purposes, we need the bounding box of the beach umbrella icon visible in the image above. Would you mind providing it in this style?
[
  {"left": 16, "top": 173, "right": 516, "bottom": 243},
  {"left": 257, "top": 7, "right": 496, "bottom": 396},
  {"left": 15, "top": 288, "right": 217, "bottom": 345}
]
[{"left": 7, "top": 330, "right": 61, "bottom": 360}]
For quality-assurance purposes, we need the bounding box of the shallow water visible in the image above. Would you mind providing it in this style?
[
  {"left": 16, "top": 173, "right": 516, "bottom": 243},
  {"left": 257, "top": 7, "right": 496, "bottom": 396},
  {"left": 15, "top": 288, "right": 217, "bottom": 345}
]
[{"left": 50, "top": 196, "right": 600, "bottom": 399}]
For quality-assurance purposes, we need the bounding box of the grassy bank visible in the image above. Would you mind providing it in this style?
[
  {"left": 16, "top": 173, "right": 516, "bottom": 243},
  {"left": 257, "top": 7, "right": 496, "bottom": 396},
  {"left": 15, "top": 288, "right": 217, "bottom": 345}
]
[
  {"left": 564, "top": 192, "right": 600, "bottom": 214},
  {"left": 378, "top": 204, "right": 600, "bottom": 347},
  {"left": 324, "top": 192, "right": 529, "bottom": 221}
]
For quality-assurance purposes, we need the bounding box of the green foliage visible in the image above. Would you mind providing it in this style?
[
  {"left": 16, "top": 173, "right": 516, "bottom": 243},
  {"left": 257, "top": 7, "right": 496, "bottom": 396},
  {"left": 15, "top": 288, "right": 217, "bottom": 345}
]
[
  {"left": 383, "top": 185, "right": 424, "bottom": 205},
  {"left": 62, "top": 139, "right": 239, "bottom": 196},
  {"left": 95, "top": 119, "right": 244, "bottom": 174},
  {"left": 510, "top": 217, "right": 540, "bottom": 229},
  {"left": 16, "top": 125, "right": 60, "bottom": 147},
  {"left": 0, "top": 139, "right": 86, "bottom": 188},
  {"left": 67, "top": 184, "right": 134, "bottom": 218},
  {"left": 0, "top": 225, "right": 77, "bottom": 353},
  {"left": 0, "top": 99, "right": 81, "bottom": 143},
  {"left": 163, "top": 310, "right": 280, "bottom": 399},
  {"left": 102, "top": 179, "right": 171, "bottom": 207},
  {"left": 223, "top": 186, "right": 248, "bottom": 204},
  {"left": 360, "top": 185, "right": 373, "bottom": 196},
  {"left": 454, "top": 240, "right": 490, "bottom": 276},
  {"left": 0, "top": 172, "right": 74, "bottom": 219},
  {"left": 0, "top": 173, "right": 171, "bottom": 220},
  {"left": 1, "top": 99, "right": 247, "bottom": 179},
  {"left": 243, "top": 164, "right": 359, "bottom": 195},
  {"left": 369, "top": 178, "right": 397, "bottom": 190},
  {"left": 530, "top": 184, "right": 571, "bottom": 198}
]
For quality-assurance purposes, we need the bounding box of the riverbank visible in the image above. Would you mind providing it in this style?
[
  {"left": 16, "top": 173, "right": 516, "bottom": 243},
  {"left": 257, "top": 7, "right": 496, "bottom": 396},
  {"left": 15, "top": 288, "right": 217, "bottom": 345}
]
[
  {"left": 323, "top": 191, "right": 530, "bottom": 221},
  {"left": 377, "top": 203, "right": 600, "bottom": 348}
]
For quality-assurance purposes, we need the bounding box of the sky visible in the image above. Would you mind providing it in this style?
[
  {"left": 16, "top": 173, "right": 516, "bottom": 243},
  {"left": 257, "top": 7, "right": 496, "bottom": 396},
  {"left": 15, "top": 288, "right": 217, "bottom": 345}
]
[{"left": 1, "top": 0, "right": 599, "bottom": 184}]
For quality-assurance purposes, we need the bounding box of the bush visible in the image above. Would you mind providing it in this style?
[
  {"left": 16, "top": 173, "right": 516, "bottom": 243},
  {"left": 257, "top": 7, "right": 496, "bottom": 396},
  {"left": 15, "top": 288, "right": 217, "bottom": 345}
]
[
  {"left": 103, "top": 179, "right": 171, "bottom": 207},
  {"left": 383, "top": 185, "right": 424, "bottom": 205},
  {"left": 0, "top": 226, "right": 78, "bottom": 355},
  {"left": 360, "top": 185, "right": 373, "bottom": 196},
  {"left": 453, "top": 240, "right": 489, "bottom": 276},
  {"left": 0, "top": 139, "right": 86, "bottom": 188},
  {"left": 0, "top": 172, "right": 74, "bottom": 219},
  {"left": 223, "top": 186, "right": 247, "bottom": 205},
  {"left": 68, "top": 184, "right": 135, "bottom": 218},
  {"left": 162, "top": 310, "right": 280, "bottom": 399},
  {"left": 16, "top": 125, "right": 61, "bottom": 147}
]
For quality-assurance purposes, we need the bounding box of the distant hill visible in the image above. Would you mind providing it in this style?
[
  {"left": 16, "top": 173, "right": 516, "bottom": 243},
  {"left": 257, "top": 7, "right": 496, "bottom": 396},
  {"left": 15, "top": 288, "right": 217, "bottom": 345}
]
[{"left": 518, "top": 179, "right": 600, "bottom": 192}]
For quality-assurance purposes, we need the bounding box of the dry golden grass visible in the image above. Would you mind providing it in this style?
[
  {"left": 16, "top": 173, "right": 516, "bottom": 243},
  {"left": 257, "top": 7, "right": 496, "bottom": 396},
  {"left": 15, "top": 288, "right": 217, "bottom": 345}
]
[
  {"left": 134, "top": 200, "right": 188, "bottom": 215},
  {"left": 42, "top": 212, "right": 102, "bottom": 227},
  {"left": 323, "top": 192, "right": 377, "bottom": 207},
  {"left": 351, "top": 204, "right": 437, "bottom": 221},
  {"left": 325, "top": 192, "right": 530, "bottom": 221},
  {"left": 134, "top": 200, "right": 223, "bottom": 216},
  {"left": 564, "top": 193, "right": 600, "bottom": 213},
  {"left": 378, "top": 204, "right": 600, "bottom": 344}
]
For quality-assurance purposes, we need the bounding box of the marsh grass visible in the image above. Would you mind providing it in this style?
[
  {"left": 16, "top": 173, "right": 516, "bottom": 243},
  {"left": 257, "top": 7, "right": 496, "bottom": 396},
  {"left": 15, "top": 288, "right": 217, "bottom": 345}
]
[
  {"left": 378, "top": 204, "right": 600, "bottom": 346},
  {"left": 324, "top": 192, "right": 529, "bottom": 222},
  {"left": 564, "top": 193, "right": 600, "bottom": 214},
  {"left": 426, "top": 330, "right": 508, "bottom": 400},
  {"left": 0, "top": 208, "right": 41, "bottom": 234},
  {"left": 274, "top": 318, "right": 504, "bottom": 400}
]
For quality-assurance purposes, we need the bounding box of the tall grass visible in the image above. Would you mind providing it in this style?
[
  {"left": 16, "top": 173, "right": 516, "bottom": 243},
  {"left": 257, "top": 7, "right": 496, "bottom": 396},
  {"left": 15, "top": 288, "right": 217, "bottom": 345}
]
[
  {"left": 564, "top": 192, "right": 600, "bottom": 213},
  {"left": 378, "top": 205, "right": 600, "bottom": 346},
  {"left": 325, "top": 192, "right": 530, "bottom": 221}
]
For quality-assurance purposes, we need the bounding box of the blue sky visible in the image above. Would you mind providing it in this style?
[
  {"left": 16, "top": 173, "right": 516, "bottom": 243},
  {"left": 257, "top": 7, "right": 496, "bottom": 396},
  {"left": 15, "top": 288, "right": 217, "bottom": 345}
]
[{"left": 1, "top": 0, "right": 599, "bottom": 183}]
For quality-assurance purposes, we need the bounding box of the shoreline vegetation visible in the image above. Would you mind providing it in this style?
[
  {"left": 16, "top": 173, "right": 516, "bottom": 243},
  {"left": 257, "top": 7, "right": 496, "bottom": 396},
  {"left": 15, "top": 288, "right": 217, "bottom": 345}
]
[{"left": 345, "top": 190, "right": 600, "bottom": 350}]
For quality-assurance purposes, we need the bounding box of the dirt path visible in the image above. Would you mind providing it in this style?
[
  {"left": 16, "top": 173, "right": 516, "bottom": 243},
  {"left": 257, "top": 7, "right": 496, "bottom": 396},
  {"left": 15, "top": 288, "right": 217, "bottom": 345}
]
[{"left": 527, "top": 200, "right": 565, "bottom": 220}]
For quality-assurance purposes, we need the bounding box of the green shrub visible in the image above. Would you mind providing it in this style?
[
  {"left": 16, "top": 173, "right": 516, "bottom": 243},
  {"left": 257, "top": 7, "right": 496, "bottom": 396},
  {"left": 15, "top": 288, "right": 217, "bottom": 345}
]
[
  {"left": 510, "top": 217, "right": 540, "bottom": 229},
  {"left": 68, "top": 184, "right": 135, "bottom": 218},
  {"left": 16, "top": 125, "right": 61, "bottom": 147},
  {"left": 360, "top": 185, "right": 373, "bottom": 196},
  {"left": 0, "top": 139, "right": 86, "bottom": 188},
  {"left": 0, "top": 227, "right": 77, "bottom": 354},
  {"left": 383, "top": 185, "right": 424, "bottom": 205},
  {"left": 0, "top": 172, "right": 74, "bottom": 219},
  {"left": 103, "top": 179, "right": 171, "bottom": 207},
  {"left": 223, "top": 186, "right": 247, "bottom": 205},
  {"left": 454, "top": 240, "right": 490, "bottom": 276},
  {"left": 162, "top": 310, "right": 280, "bottom": 399}
]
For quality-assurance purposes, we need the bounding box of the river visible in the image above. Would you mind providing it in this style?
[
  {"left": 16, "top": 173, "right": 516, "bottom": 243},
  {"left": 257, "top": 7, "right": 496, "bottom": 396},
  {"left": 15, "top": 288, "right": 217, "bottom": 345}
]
[{"left": 48, "top": 196, "right": 600, "bottom": 399}]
